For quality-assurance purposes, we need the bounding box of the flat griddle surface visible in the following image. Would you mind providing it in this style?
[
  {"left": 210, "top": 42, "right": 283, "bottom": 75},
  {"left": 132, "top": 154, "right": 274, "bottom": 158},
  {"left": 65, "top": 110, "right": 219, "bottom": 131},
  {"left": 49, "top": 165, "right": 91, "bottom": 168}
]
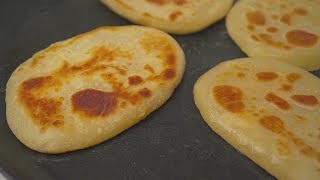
[{"left": 0, "top": 0, "right": 318, "bottom": 179}]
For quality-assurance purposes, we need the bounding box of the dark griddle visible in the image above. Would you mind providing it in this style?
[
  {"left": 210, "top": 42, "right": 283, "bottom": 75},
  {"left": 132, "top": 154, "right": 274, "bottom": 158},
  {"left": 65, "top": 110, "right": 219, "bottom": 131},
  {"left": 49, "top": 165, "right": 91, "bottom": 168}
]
[{"left": 0, "top": 0, "right": 318, "bottom": 179}]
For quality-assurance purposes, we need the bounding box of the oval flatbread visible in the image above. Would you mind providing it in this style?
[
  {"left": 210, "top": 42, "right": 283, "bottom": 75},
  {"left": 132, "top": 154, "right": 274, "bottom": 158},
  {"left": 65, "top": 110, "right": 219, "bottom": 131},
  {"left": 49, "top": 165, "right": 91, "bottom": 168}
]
[
  {"left": 6, "top": 26, "right": 185, "bottom": 154},
  {"left": 194, "top": 57, "right": 320, "bottom": 180},
  {"left": 226, "top": 0, "right": 320, "bottom": 71},
  {"left": 101, "top": 0, "right": 233, "bottom": 34}
]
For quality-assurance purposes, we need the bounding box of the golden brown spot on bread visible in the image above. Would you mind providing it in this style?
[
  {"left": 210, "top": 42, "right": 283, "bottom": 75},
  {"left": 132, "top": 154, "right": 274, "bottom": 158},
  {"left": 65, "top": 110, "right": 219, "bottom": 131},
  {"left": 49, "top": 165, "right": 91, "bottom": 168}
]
[
  {"left": 265, "top": 92, "right": 291, "bottom": 110},
  {"left": 31, "top": 27, "right": 123, "bottom": 67},
  {"left": 166, "top": 53, "right": 176, "bottom": 65},
  {"left": 286, "top": 30, "right": 318, "bottom": 47},
  {"left": 246, "top": 11, "right": 266, "bottom": 26},
  {"left": 260, "top": 116, "right": 285, "bottom": 134},
  {"left": 256, "top": 72, "right": 279, "bottom": 81},
  {"left": 280, "top": 84, "right": 293, "bottom": 91},
  {"left": 213, "top": 85, "right": 245, "bottom": 113},
  {"left": 237, "top": 73, "right": 246, "bottom": 78},
  {"left": 258, "top": 34, "right": 291, "bottom": 50},
  {"left": 163, "top": 68, "right": 176, "bottom": 79},
  {"left": 277, "top": 141, "right": 291, "bottom": 156},
  {"left": 19, "top": 76, "right": 64, "bottom": 131},
  {"left": 293, "top": 8, "right": 308, "bottom": 16},
  {"left": 139, "top": 88, "right": 152, "bottom": 97},
  {"left": 287, "top": 73, "right": 301, "bottom": 83},
  {"left": 128, "top": 75, "right": 143, "bottom": 85},
  {"left": 251, "top": 35, "right": 259, "bottom": 41},
  {"left": 271, "top": 14, "right": 279, "bottom": 20},
  {"left": 121, "top": 101, "right": 127, "bottom": 108},
  {"left": 144, "top": 64, "right": 155, "bottom": 74},
  {"left": 247, "top": 25, "right": 255, "bottom": 32},
  {"left": 281, "top": 14, "right": 291, "bottom": 25},
  {"left": 53, "top": 120, "right": 64, "bottom": 127},
  {"left": 145, "top": 0, "right": 186, "bottom": 5},
  {"left": 71, "top": 89, "right": 118, "bottom": 117},
  {"left": 280, "top": 3, "right": 287, "bottom": 9},
  {"left": 260, "top": 115, "right": 320, "bottom": 161},
  {"left": 172, "top": 0, "right": 186, "bottom": 5},
  {"left": 267, "top": 27, "right": 278, "bottom": 33},
  {"left": 169, "top": 11, "right": 182, "bottom": 21},
  {"left": 143, "top": 12, "right": 152, "bottom": 17},
  {"left": 291, "top": 95, "right": 319, "bottom": 106},
  {"left": 115, "top": 0, "right": 134, "bottom": 10},
  {"left": 294, "top": 115, "right": 305, "bottom": 121}
]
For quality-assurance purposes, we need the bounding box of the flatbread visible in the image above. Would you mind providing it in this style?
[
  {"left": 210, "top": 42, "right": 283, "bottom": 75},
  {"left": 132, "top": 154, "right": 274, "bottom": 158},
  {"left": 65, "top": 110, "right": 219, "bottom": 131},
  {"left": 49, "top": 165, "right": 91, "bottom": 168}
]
[
  {"left": 194, "top": 57, "right": 320, "bottom": 180},
  {"left": 6, "top": 26, "right": 185, "bottom": 154},
  {"left": 226, "top": 0, "right": 320, "bottom": 71},
  {"left": 100, "top": 0, "right": 233, "bottom": 34}
]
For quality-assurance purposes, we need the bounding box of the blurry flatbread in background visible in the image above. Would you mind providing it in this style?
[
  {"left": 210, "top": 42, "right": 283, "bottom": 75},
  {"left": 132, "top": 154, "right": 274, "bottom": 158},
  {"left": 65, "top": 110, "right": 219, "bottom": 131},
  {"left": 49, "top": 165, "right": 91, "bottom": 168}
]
[
  {"left": 194, "top": 57, "right": 320, "bottom": 180},
  {"left": 6, "top": 25, "right": 185, "bottom": 154},
  {"left": 101, "top": 0, "right": 233, "bottom": 34},
  {"left": 227, "top": 0, "right": 320, "bottom": 71}
]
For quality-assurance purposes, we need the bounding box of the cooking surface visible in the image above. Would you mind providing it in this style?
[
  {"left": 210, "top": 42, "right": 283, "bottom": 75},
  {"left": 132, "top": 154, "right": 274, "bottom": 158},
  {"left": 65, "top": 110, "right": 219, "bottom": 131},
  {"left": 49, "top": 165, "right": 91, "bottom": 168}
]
[{"left": 0, "top": 0, "right": 318, "bottom": 179}]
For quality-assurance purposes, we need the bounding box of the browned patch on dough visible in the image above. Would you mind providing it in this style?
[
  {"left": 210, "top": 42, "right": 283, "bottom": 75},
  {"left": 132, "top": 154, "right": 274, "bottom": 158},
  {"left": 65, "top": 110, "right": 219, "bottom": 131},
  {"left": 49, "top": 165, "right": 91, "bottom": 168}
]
[
  {"left": 260, "top": 115, "right": 285, "bottom": 134},
  {"left": 280, "top": 14, "right": 291, "bottom": 25},
  {"left": 251, "top": 35, "right": 260, "bottom": 41},
  {"left": 31, "top": 27, "right": 123, "bottom": 67},
  {"left": 287, "top": 73, "right": 302, "bottom": 83},
  {"left": 213, "top": 85, "right": 245, "bottom": 113},
  {"left": 256, "top": 72, "right": 279, "bottom": 81},
  {"left": 247, "top": 25, "right": 255, "bottom": 32},
  {"left": 17, "top": 67, "right": 24, "bottom": 72},
  {"left": 280, "top": 3, "right": 287, "bottom": 9},
  {"left": 145, "top": 0, "right": 186, "bottom": 5},
  {"left": 237, "top": 73, "right": 246, "bottom": 78},
  {"left": 260, "top": 115, "right": 320, "bottom": 162},
  {"left": 169, "top": 11, "right": 182, "bottom": 21},
  {"left": 128, "top": 75, "right": 144, "bottom": 85},
  {"left": 71, "top": 89, "right": 118, "bottom": 117},
  {"left": 53, "top": 120, "right": 64, "bottom": 128},
  {"left": 280, "top": 84, "right": 293, "bottom": 91},
  {"left": 144, "top": 64, "right": 155, "bottom": 74},
  {"left": 19, "top": 76, "right": 64, "bottom": 131},
  {"left": 246, "top": 11, "right": 266, "bottom": 26},
  {"left": 258, "top": 33, "right": 291, "bottom": 50},
  {"left": 140, "top": 33, "right": 177, "bottom": 79},
  {"left": 286, "top": 30, "right": 318, "bottom": 47},
  {"left": 291, "top": 95, "right": 319, "bottom": 106},
  {"left": 267, "top": 27, "right": 278, "bottom": 33},
  {"left": 294, "top": 115, "right": 305, "bottom": 121},
  {"left": 115, "top": 0, "right": 134, "bottom": 10},
  {"left": 143, "top": 12, "right": 152, "bottom": 17},
  {"left": 271, "top": 14, "right": 279, "bottom": 20},
  {"left": 277, "top": 141, "right": 291, "bottom": 156},
  {"left": 139, "top": 88, "right": 152, "bottom": 97},
  {"left": 163, "top": 68, "right": 176, "bottom": 79},
  {"left": 293, "top": 8, "right": 308, "bottom": 16},
  {"left": 265, "top": 92, "right": 291, "bottom": 110},
  {"left": 166, "top": 53, "right": 176, "bottom": 65}
]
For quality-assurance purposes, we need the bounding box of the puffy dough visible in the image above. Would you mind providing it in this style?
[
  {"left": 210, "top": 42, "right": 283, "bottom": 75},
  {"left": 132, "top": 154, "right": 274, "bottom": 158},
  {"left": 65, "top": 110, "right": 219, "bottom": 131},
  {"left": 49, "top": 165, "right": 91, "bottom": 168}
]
[
  {"left": 6, "top": 26, "right": 185, "bottom": 154},
  {"left": 101, "top": 0, "right": 233, "bottom": 34},
  {"left": 227, "top": 0, "right": 320, "bottom": 71},
  {"left": 194, "top": 57, "right": 320, "bottom": 180}
]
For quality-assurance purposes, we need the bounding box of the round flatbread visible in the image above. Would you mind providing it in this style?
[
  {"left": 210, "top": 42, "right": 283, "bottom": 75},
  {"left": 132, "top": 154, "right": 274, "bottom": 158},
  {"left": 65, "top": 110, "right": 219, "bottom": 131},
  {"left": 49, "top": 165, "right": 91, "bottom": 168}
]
[
  {"left": 101, "top": 0, "right": 233, "bottom": 34},
  {"left": 226, "top": 0, "right": 320, "bottom": 71},
  {"left": 194, "top": 57, "right": 320, "bottom": 180},
  {"left": 6, "top": 26, "right": 185, "bottom": 154}
]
